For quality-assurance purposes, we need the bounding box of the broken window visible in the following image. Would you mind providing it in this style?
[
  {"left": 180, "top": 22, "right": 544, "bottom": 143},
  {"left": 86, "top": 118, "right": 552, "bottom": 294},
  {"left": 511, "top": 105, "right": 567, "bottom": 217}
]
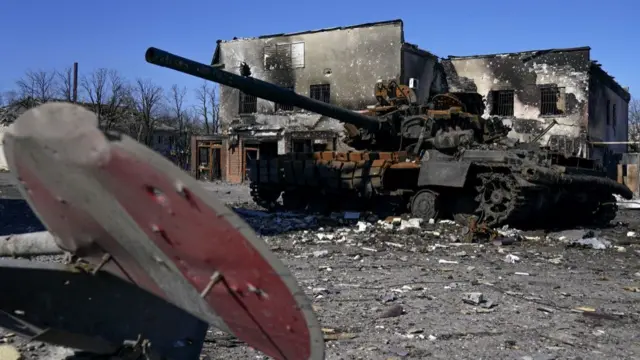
[
  {"left": 489, "top": 90, "right": 514, "bottom": 116},
  {"left": 310, "top": 84, "right": 330, "bottom": 104},
  {"left": 613, "top": 103, "right": 617, "bottom": 127},
  {"left": 264, "top": 42, "right": 305, "bottom": 70},
  {"left": 275, "top": 86, "right": 295, "bottom": 111},
  {"left": 539, "top": 86, "right": 566, "bottom": 116},
  {"left": 606, "top": 100, "right": 611, "bottom": 125},
  {"left": 239, "top": 91, "right": 257, "bottom": 114}
]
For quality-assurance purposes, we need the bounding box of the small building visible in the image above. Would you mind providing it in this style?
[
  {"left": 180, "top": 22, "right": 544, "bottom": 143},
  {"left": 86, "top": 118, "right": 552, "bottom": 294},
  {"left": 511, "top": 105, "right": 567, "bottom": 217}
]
[
  {"left": 441, "top": 47, "right": 631, "bottom": 174},
  {"left": 150, "top": 123, "right": 179, "bottom": 156},
  {"left": 206, "top": 19, "right": 447, "bottom": 184}
]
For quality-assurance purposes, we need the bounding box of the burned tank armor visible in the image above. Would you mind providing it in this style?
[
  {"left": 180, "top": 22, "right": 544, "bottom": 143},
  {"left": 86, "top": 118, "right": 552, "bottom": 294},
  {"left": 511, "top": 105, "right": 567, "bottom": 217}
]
[{"left": 146, "top": 47, "right": 632, "bottom": 228}]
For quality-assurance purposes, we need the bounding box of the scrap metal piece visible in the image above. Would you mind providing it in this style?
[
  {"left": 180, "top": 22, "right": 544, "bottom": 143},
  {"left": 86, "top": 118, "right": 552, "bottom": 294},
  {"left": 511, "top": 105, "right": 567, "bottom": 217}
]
[
  {"left": 0, "top": 258, "right": 208, "bottom": 359},
  {"left": 3, "top": 103, "right": 324, "bottom": 360}
]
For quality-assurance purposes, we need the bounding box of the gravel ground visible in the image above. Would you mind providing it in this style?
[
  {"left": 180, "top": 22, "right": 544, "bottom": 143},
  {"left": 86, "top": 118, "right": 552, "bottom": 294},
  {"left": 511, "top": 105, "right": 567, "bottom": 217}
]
[{"left": 1, "top": 172, "right": 640, "bottom": 360}]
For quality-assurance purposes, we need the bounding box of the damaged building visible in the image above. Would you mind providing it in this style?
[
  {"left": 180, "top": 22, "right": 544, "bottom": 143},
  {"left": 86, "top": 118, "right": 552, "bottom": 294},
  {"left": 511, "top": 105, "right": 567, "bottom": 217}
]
[
  {"left": 192, "top": 19, "right": 446, "bottom": 183},
  {"left": 191, "top": 19, "right": 630, "bottom": 183},
  {"left": 442, "top": 47, "right": 631, "bottom": 174}
]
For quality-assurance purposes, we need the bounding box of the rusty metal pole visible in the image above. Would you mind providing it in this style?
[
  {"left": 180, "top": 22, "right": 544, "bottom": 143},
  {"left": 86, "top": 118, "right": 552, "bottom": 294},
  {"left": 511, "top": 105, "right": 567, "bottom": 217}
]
[{"left": 72, "top": 62, "right": 78, "bottom": 103}]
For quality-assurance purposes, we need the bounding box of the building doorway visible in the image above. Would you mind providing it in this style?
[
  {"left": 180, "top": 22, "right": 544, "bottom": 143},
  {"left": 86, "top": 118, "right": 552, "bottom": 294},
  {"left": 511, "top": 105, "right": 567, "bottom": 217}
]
[{"left": 196, "top": 144, "right": 222, "bottom": 181}]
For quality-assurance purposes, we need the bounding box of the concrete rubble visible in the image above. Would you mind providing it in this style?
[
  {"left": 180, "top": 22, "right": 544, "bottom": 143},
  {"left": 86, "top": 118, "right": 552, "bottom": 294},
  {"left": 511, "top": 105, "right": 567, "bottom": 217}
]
[{"left": 2, "top": 179, "right": 640, "bottom": 359}]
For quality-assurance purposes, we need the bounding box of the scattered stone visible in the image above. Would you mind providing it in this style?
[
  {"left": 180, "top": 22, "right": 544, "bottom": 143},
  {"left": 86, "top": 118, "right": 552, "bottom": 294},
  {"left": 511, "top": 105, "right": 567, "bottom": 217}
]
[
  {"left": 548, "top": 257, "right": 563, "bottom": 265},
  {"left": 380, "top": 293, "right": 398, "bottom": 303},
  {"left": 570, "top": 237, "right": 611, "bottom": 250},
  {"left": 522, "top": 355, "right": 557, "bottom": 360},
  {"left": 399, "top": 218, "right": 422, "bottom": 230},
  {"left": 379, "top": 304, "right": 404, "bottom": 318},
  {"left": 312, "top": 250, "right": 330, "bottom": 258},
  {"left": 438, "top": 259, "right": 458, "bottom": 264},
  {"left": 462, "top": 292, "right": 484, "bottom": 305},
  {"left": 504, "top": 254, "right": 520, "bottom": 263}
]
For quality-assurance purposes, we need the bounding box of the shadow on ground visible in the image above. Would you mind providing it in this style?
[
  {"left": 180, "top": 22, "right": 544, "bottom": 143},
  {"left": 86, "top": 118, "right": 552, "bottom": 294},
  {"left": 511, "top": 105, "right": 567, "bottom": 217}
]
[{"left": 0, "top": 199, "right": 45, "bottom": 236}]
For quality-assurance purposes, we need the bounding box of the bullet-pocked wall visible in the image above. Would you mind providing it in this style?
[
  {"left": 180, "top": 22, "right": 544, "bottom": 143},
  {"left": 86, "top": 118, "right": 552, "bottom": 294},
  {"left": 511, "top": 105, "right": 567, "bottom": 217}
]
[
  {"left": 212, "top": 20, "right": 443, "bottom": 134},
  {"left": 442, "top": 48, "right": 592, "bottom": 155},
  {"left": 213, "top": 20, "right": 403, "bottom": 130}
]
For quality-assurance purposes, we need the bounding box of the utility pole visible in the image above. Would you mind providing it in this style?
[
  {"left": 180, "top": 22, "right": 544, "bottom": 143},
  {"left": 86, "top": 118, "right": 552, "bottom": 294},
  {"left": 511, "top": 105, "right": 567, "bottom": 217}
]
[{"left": 72, "top": 62, "right": 78, "bottom": 103}]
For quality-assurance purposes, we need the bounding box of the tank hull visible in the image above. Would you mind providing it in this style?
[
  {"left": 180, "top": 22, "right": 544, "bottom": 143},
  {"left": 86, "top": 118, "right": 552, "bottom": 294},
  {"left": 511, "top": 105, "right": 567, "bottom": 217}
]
[{"left": 248, "top": 150, "right": 632, "bottom": 228}]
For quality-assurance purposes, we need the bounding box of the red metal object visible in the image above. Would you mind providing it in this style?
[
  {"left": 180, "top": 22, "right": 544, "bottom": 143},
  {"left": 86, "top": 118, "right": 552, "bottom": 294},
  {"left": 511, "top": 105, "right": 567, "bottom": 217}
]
[{"left": 3, "top": 103, "right": 324, "bottom": 360}]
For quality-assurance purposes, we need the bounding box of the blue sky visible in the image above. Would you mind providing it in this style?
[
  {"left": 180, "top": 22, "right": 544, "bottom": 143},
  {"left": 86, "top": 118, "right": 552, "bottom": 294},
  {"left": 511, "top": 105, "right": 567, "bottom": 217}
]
[{"left": 0, "top": 0, "right": 637, "bottom": 107}]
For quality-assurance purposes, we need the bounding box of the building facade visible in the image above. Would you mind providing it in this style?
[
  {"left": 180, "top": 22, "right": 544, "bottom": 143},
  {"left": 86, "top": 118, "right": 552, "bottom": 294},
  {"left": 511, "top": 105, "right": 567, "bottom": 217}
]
[
  {"left": 193, "top": 20, "right": 631, "bottom": 184},
  {"left": 441, "top": 47, "right": 631, "bottom": 174},
  {"left": 200, "top": 19, "right": 446, "bottom": 183}
]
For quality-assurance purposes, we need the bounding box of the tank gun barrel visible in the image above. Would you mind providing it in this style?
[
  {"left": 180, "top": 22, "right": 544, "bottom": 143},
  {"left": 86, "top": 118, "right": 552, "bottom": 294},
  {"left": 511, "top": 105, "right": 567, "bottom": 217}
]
[{"left": 145, "top": 47, "right": 385, "bottom": 132}]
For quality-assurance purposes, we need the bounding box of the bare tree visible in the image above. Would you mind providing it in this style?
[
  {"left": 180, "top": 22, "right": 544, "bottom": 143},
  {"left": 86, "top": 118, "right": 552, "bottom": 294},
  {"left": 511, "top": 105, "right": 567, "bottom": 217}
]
[
  {"left": 133, "top": 78, "right": 164, "bottom": 145},
  {"left": 167, "top": 84, "right": 189, "bottom": 166},
  {"left": 15, "top": 70, "right": 58, "bottom": 105},
  {"left": 81, "top": 68, "right": 133, "bottom": 132},
  {"left": 208, "top": 85, "right": 220, "bottom": 134},
  {"left": 56, "top": 67, "right": 74, "bottom": 102},
  {"left": 2, "top": 91, "right": 18, "bottom": 106},
  {"left": 194, "top": 81, "right": 220, "bottom": 134},
  {"left": 629, "top": 98, "right": 640, "bottom": 151}
]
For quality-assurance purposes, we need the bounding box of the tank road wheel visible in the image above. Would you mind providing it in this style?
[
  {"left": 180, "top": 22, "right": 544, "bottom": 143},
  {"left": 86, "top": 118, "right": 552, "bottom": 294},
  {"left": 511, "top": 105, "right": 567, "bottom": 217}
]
[
  {"left": 411, "top": 189, "right": 440, "bottom": 221},
  {"left": 590, "top": 194, "right": 618, "bottom": 227},
  {"left": 250, "top": 184, "right": 281, "bottom": 210},
  {"left": 475, "top": 173, "right": 518, "bottom": 227}
]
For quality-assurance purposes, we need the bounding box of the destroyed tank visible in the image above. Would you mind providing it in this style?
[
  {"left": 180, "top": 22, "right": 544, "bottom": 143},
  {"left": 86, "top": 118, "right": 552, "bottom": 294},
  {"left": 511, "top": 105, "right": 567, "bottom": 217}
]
[{"left": 146, "top": 47, "right": 634, "bottom": 228}]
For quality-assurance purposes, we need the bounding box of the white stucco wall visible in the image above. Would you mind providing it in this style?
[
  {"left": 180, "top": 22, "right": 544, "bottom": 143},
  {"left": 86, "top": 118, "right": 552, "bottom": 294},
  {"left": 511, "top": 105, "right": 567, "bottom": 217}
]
[{"left": 0, "top": 125, "right": 8, "bottom": 171}]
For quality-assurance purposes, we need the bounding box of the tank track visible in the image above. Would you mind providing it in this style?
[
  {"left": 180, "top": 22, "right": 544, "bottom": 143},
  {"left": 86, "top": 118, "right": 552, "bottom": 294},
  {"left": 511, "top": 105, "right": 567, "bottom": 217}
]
[
  {"left": 472, "top": 171, "right": 618, "bottom": 228},
  {"left": 250, "top": 183, "right": 280, "bottom": 210},
  {"left": 473, "top": 172, "right": 530, "bottom": 227}
]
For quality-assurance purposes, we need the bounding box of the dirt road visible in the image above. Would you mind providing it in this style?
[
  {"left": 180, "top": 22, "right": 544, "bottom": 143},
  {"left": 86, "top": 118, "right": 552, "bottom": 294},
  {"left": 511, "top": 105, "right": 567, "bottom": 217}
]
[{"left": 1, "top": 177, "right": 639, "bottom": 359}]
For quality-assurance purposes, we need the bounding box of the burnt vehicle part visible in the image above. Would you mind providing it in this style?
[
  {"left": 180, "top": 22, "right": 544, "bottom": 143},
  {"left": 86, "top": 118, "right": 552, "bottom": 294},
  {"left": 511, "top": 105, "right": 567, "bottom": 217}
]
[
  {"left": 146, "top": 47, "right": 632, "bottom": 228},
  {"left": 3, "top": 103, "right": 325, "bottom": 360},
  {"left": 0, "top": 258, "right": 208, "bottom": 360}
]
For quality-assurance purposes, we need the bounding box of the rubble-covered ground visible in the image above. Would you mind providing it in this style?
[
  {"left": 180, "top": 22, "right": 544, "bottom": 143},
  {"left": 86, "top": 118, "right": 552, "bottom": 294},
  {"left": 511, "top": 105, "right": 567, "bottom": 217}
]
[{"left": 1, "top": 174, "right": 640, "bottom": 359}]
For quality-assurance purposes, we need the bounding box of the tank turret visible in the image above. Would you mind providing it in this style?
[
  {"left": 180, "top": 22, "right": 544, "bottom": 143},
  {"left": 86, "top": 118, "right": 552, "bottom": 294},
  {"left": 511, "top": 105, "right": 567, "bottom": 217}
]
[{"left": 145, "top": 47, "right": 506, "bottom": 154}]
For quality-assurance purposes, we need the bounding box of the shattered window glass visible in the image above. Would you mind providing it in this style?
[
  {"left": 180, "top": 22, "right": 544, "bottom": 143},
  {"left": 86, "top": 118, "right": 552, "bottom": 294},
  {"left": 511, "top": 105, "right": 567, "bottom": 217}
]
[
  {"left": 489, "top": 90, "right": 514, "bottom": 116},
  {"left": 310, "top": 84, "right": 330, "bottom": 104},
  {"left": 263, "top": 42, "right": 304, "bottom": 70},
  {"left": 239, "top": 91, "right": 257, "bottom": 114},
  {"left": 540, "top": 86, "right": 566, "bottom": 116}
]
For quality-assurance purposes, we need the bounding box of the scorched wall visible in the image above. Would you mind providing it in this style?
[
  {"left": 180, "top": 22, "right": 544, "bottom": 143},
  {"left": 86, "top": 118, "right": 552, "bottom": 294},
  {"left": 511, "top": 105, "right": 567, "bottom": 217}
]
[{"left": 442, "top": 47, "right": 592, "bottom": 155}]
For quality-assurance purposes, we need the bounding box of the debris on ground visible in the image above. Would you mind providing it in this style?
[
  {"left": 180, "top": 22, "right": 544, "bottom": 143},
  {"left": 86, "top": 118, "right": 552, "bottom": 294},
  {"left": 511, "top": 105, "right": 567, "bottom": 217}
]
[{"left": 3, "top": 178, "right": 640, "bottom": 359}]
